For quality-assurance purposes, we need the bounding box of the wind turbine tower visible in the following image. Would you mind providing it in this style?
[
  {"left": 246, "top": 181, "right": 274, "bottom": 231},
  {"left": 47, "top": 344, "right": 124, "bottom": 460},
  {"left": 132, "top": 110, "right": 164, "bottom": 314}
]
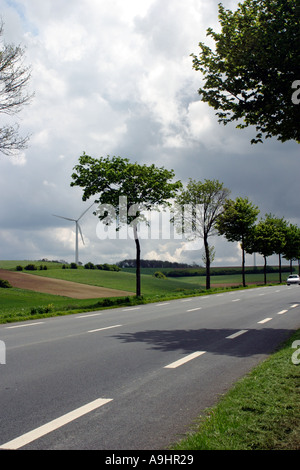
[{"left": 53, "top": 203, "right": 94, "bottom": 264}]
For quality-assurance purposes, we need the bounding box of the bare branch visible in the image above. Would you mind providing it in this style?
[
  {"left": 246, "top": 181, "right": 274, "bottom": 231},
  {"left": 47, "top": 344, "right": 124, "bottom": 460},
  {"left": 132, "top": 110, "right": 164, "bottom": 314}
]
[{"left": 0, "top": 21, "right": 33, "bottom": 155}]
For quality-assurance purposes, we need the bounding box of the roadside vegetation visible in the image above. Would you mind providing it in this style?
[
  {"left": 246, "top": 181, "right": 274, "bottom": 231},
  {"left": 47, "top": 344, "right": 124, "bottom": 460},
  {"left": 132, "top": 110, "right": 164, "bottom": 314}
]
[
  {"left": 0, "top": 260, "right": 293, "bottom": 324},
  {"left": 172, "top": 329, "right": 300, "bottom": 450}
]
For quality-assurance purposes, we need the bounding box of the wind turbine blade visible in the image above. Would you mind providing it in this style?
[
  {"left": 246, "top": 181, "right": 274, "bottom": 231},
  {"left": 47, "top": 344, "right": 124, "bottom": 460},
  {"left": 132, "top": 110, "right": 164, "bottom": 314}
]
[
  {"left": 52, "top": 214, "right": 76, "bottom": 222},
  {"left": 78, "top": 223, "right": 85, "bottom": 245},
  {"left": 77, "top": 202, "right": 95, "bottom": 221}
]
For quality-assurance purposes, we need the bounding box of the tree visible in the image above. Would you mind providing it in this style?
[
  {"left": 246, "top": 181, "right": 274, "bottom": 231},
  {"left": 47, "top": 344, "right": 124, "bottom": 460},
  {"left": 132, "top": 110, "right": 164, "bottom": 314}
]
[
  {"left": 248, "top": 214, "right": 286, "bottom": 284},
  {"left": 0, "top": 22, "right": 33, "bottom": 155},
  {"left": 174, "top": 178, "right": 230, "bottom": 289},
  {"left": 282, "top": 223, "right": 300, "bottom": 273},
  {"left": 216, "top": 197, "right": 259, "bottom": 287},
  {"left": 191, "top": 0, "right": 300, "bottom": 144},
  {"left": 264, "top": 214, "right": 289, "bottom": 283},
  {"left": 71, "top": 153, "right": 182, "bottom": 297}
]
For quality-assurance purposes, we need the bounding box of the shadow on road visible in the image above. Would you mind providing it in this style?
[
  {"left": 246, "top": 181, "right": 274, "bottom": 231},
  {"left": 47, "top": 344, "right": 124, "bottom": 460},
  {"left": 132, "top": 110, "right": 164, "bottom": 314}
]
[{"left": 112, "top": 327, "right": 295, "bottom": 358}]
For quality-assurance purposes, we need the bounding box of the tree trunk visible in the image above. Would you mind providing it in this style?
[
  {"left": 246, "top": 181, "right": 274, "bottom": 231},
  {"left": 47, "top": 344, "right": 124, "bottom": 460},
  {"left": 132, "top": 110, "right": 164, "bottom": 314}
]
[
  {"left": 278, "top": 253, "right": 282, "bottom": 283},
  {"left": 241, "top": 237, "right": 246, "bottom": 287},
  {"left": 264, "top": 256, "right": 267, "bottom": 285},
  {"left": 204, "top": 236, "right": 210, "bottom": 290},
  {"left": 133, "top": 225, "right": 141, "bottom": 297}
]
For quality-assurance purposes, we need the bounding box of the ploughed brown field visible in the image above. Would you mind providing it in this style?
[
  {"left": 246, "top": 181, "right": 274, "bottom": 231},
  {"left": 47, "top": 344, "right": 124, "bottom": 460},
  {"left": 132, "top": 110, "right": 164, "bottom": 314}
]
[{"left": 0, "top": 269, "right": 133, "bottom": 299}]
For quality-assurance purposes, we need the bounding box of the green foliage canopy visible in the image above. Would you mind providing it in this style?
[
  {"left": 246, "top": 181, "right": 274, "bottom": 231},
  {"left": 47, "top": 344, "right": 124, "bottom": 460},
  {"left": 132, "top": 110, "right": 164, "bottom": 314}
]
[
  {"left": 71, "top": 153, "right": 182, "bottom": 221},
  {"left": 175, "top": 178, "right": 230, "bottom": 289},
  {"left": 71, "top": 153, "right": 182, "bottom": 296},
  {"left": 191, "top": 0, "right": 300, "bottom": 144},
  {"left": 216, "top": 196, "right": 259, "bottom": 286}
]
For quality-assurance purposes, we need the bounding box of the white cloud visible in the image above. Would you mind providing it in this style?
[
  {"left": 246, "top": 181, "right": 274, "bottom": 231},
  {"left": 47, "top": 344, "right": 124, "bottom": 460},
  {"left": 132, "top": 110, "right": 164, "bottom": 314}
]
[{"left": 0, "top": 0, "right": 298, "bottom": 267}]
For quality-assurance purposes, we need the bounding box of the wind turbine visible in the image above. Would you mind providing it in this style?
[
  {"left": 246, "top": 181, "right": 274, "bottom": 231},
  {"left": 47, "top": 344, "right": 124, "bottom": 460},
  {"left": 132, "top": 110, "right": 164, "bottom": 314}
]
[{"left": 53, "top": 202, "right": 94, "bottom": 264}]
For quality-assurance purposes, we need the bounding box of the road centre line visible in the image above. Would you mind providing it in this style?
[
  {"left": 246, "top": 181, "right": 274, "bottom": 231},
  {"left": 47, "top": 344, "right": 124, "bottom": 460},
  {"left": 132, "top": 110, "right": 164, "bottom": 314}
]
[
  {"left": 258, "top": 317, "right": 272, "bottom": 324},
  {"left": 164, "top": 351, "right": 206, "bottom": 369},
  {"left": 226, "top": 330, "right": 248, "bottom": 339},
  {"left": 186, "top": 307, "right": 202, "bottom": 312},
  {"left": 278, "top": 309, "right": 288, "bottom": 315},
  {"left": 5, "top": 322, "right": 44, "bottom": 329},
  {"left": 156, "top": 303, "right": 170, "bottom": 306},
  {"left": 0, "top": 398, "right": 112, "bottom": 450},
  {"left": 232, "top": 298, "right": 240, "bottom": 302},
  {"left": 88, "top": 325, "right": 122, "bottom": 333},
  {"left": 291, "top": 304, "right": 299, "bottom": 308}
]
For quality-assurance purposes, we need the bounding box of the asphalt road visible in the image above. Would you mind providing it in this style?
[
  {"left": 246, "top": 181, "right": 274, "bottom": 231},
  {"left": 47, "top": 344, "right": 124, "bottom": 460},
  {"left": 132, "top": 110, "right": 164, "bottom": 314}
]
[{"left": 0, "top": 284, "right": 299, "bottom": 450}]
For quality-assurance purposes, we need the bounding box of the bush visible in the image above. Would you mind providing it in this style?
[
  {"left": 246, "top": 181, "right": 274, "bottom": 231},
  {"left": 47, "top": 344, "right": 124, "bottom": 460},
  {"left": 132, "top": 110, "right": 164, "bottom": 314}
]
[
  {"left": 16, "top": 265, "right": 23, "bottom": 271},
  {"left": 153, "top": 271, "right": 166, "bottom": 279},
  {"left": 0, "top": 279, "right": 12, "bottom": 288},
  {"left": 96, "top": 263, "right": 121, "bottom": 271},
  {"left": 70, "top": 263, "right": 77, "bottom": 269},
  {"left": 30, "top": 304, "right": 54, "bottom": 315},
  {"left": 25, "top": 264, "right": 37, "bottom": 271},
  {"left": 84, "top": 262, "right": 95, "bottom": 269}
]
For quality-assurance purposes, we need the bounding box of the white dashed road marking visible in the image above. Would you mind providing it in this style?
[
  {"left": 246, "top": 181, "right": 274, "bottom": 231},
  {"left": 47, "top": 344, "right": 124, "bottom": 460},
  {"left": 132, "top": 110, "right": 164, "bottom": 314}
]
[
  {"left": 0, "top": 398, "right": 112, "bottom": 450},
  {"left": 88, "top": 325, "right": 122, "bottom": 333},
  {"left": 164, "top": 351, "right": 206, "bottom": 369},
  {"left": 226, "top": 330, "right": 248, "bottom": 339},
  {"left": 258, "top": 318, "right": 272, "bottom": 324}
]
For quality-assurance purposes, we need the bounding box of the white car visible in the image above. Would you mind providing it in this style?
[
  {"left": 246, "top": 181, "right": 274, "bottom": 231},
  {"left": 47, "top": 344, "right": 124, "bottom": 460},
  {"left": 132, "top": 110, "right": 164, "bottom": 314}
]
[{"left": 286, "top": 274, "right": 300, "bottom": 285}]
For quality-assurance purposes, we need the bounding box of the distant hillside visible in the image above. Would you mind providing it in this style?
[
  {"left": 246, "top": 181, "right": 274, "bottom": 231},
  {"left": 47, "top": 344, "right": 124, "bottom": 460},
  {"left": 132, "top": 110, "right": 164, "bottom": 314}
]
[{"left": 116, "top": 259, "right": 201, "bottom": 269}]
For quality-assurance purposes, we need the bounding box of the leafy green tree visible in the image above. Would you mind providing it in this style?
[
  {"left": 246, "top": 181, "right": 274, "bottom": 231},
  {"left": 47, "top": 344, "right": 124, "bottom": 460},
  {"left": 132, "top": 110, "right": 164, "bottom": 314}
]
[
  {"left": 191, "top": 0, "right": 299, "bottom": 144},
  {"left": 248, "top": 214, "right": 286, "bottom": 284},
  {"left": 174, "top": 179, "right": 230, "bottom": 289},
  {"left": 282, "top": 223, "right": 300, "bottom": 273},
  {"left": 216, "top": 197, "right": 259, "bottom": 286},
  {"left": 71, "top": 153, "right": 182, "bottom": 296},
  {"left": 264, "top": 214, "right": 289, "bottom": 283}
]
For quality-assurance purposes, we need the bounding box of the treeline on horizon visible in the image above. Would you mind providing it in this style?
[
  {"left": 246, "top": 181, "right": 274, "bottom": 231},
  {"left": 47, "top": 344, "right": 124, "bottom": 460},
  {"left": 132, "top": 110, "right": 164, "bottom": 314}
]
[{"left": 117, "top": 259, "right": 293, "bottom": 277}]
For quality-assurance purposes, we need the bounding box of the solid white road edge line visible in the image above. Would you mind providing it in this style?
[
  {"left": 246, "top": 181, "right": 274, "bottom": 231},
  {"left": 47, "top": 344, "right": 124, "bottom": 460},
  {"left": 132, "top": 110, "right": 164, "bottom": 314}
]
[
  {"left": 164, "top": 351, "right": 206, "bottom": 369},
  {"left": 76, "top": 313, "right": 103, "bottom": 318},
  {"left": 5, "top": 321, "right": 45, "bottom": 330},
  {"left": 0, "top": 398, "right": 113, "bottom": 450},
  {"left": 122, "top": 307, "right": 141, "bottom": 311},
  {"left": 5, "top": 322, "right": 44, "bottom": 329}
]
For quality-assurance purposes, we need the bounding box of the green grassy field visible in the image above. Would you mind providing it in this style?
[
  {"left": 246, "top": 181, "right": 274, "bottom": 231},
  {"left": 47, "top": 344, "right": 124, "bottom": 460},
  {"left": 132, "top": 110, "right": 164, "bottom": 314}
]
[
  {"left": 0, "top": 260, "right": 288, "bottom": 324},
  {"left": 0, "top": 261, "right": 205, "bottom": 323}
]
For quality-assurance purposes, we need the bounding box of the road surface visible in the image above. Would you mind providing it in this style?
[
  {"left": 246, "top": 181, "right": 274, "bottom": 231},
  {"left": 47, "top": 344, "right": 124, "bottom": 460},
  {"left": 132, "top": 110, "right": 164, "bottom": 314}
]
[{"left": 0, "top": 284, "right": 299, "bottom": 450}]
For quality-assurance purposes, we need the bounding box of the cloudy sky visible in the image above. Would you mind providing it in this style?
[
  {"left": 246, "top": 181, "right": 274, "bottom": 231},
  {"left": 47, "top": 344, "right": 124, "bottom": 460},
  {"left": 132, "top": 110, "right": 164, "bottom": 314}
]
[{"left": 0, "top": 0, "right": 299, "bottom": 267}]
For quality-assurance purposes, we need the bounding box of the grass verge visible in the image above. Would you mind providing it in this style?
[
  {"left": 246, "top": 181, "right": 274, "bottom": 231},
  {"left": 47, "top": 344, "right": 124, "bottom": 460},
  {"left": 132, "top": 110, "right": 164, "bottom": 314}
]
[
  {"left": 172, "top": 329, "right": 300, "bottom": 450},
  {"left": 0, "top": 283, "right": 269, "bottom": 324}
]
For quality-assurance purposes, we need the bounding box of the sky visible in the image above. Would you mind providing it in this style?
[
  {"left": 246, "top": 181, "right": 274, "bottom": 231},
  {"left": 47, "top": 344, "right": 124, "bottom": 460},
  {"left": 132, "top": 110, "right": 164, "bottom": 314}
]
[{"left": 0, "top": 0, "right": 299, "bottom": 267}]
